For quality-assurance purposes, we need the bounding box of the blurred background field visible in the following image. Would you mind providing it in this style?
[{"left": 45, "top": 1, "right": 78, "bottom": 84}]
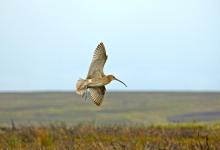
[{"left": 0, "top": 92, "right": 220, "bottom": 126}]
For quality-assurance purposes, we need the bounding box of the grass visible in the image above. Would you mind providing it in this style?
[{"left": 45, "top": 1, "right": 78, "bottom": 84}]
[
  {"left": 0, "top": 92, "right": 220, "bottom": 126},
  {"left": 0, "top": 123, "right": 220, "bottom": 149},
  {"left": 0, "top": 92, "right": 220, "bottom": 149}
]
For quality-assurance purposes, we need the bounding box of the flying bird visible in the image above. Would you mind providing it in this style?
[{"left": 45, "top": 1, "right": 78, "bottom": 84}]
[{"left": 76, "top": 42, "right": 127, "bottom": 106}]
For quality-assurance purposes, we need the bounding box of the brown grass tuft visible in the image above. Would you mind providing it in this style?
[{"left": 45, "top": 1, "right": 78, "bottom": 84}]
[{"left": 0, "top": 123, "right": 220, "bottom": 150}]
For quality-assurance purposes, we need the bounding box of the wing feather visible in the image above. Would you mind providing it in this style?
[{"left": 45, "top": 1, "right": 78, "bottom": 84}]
[
  {"left": 88, "top": 86, "right": 106, "bottom": 106},
  {"left": 87, "top": 42, "right": 107, "bottom": 79}
]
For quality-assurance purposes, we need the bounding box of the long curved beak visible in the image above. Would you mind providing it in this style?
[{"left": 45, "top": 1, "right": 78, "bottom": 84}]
[{"left": 115, "top": 78, "right": 127, "bottom": 87}]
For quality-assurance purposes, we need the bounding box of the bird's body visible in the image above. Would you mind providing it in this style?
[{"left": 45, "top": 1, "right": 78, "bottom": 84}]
[{"left": 76, "top": 42, "right": 127, "bottom": 106}]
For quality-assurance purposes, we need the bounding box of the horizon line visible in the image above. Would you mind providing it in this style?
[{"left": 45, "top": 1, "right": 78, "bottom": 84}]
[{"left": 0, "top": 90, "right": 220, "bottom": 94}]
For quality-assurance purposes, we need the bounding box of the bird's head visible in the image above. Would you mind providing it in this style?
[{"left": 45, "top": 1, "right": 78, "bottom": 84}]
[{"left": 107, "top": 75, "right": 127, "bottom": 87}]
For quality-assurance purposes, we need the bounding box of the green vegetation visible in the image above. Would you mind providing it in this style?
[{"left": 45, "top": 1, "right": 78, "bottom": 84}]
[
  {"left": 0, "top": 123, "right": 220, "bottom": 149},
  {"left": 0, "top": 92, "right": 220, "bottom": 126},
  {"left": 0, "top": 92, "right": 220, "bottom": 149}
]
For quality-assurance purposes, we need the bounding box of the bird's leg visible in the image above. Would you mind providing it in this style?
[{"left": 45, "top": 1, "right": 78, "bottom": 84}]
[
  {"left": 83, "top": 86, "right": 89, "bottom": 101},
  {"left": 84, "top": 85, "right": 88, "bottom": 101},
  {"left": 82, "top": 91, "right": 85, "bottom": 99},
  {"left": 84, "top": 90, "right": 88, "bottom": 101},
  {"left": 82, "top": 90, "right": 86, "bottom": 101}
]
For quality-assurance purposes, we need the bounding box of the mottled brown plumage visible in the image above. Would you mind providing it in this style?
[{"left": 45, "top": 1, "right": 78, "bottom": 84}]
[
  {"left": 87, "top": 42, "right": 107, "bottom": 79},
  {"left": 76, "top": 42, "right": 127, "bottom": 106}
]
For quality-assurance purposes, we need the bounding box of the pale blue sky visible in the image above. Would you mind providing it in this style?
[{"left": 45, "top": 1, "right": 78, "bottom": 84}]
[{"left": 0, "top": 0, "right": 220, "bottom": 91}]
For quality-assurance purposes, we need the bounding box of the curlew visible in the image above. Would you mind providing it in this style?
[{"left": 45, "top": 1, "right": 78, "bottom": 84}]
[{"left": 76, "top": 42, "right": 127, "bottom": 106}]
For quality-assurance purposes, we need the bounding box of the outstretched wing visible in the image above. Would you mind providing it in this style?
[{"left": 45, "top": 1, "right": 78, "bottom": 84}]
[
  {"left": 88, "top": 86, "right": 106, "bottom": 106},
  {"left": 87, "top": 42, "right": 108, "bottom": 79}
]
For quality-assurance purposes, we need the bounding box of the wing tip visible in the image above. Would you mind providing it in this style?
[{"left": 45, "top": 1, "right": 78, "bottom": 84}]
[
  {"left": 98, "top": 42, "right": 105, "bottom": 47},
  {"left": 94, "top": 42, "right": 105, "bottom": 52},
  {"left": 94, "top": 102, "right": 101, "bottom": 106},
  {"left": 97, "top": 42, "right": 105, "bottom": 48}
]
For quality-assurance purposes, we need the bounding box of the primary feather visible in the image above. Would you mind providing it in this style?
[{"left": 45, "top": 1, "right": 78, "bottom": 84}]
[{"left": 87, "top": 42, "right": 108, "bottom": 79}]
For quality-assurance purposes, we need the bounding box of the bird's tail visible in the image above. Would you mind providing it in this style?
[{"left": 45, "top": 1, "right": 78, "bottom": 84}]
[{"left": 76, "top": 78, "right": 87, "bottom": 96}]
